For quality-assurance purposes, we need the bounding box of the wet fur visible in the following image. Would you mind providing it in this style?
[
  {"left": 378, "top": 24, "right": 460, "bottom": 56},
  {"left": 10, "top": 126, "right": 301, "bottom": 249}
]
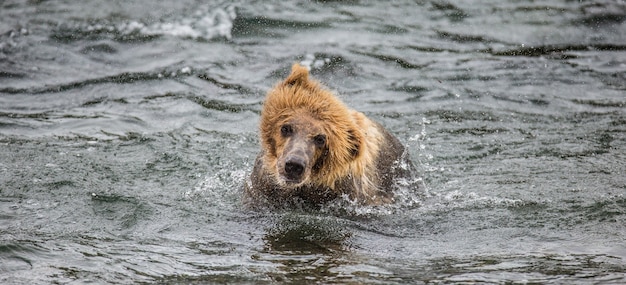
[{"left": 244, "top": 64, "right": 412, "bottom": 208}]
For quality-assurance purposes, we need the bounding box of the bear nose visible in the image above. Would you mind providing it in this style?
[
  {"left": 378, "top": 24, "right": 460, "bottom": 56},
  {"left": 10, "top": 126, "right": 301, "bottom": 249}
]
[{"left": 284, "top": 157, "right": 305, "bottom": 180}]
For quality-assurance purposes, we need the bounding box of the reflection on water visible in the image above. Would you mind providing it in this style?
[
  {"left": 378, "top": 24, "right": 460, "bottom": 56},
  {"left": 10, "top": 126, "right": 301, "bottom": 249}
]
[
  {"left": 259, "top": 214, "right": 352, "bottom": 283},
  {"left": 263, "top": 214, "right": 350, "bottom": 254}
]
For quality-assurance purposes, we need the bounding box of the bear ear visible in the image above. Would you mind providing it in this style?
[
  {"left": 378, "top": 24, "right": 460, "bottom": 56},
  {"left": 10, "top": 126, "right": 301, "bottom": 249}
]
[{"left": 283, "top": 63, "right": 311, "bottom": 87}]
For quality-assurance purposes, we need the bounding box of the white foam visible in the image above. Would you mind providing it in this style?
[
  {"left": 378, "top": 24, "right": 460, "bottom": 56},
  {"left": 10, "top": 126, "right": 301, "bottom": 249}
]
[
  {"left": 180, "top": 67, "right": 192, "bottom": 74},
  {"left": 160, "top": 5, "right": 235, "bottom": 40},
  {"left": 89, "top": 5, "right": 236, "bottom": 41},
  {"left": 300, "top": 53, "right": 332, "bottom": 70}
]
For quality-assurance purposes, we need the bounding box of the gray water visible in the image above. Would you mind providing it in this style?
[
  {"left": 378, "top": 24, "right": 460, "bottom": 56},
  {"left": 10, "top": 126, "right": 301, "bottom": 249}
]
[{"left": 1, "top": 1, "right": 625, "bottom": 284}]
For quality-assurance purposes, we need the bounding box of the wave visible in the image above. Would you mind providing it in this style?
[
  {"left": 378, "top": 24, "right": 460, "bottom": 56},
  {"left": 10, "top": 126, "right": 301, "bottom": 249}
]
[
  {"left": 0, "top": 65, "right": 196, "bottom": 94},
  {"left": 51, "top": 5, "right": 236, "bottom": 43}
]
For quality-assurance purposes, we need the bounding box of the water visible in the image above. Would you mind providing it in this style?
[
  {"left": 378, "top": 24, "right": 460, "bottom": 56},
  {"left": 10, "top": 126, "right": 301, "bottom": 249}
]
[{"left": 1, "top": 0, "right": 625, "bottom": 283}]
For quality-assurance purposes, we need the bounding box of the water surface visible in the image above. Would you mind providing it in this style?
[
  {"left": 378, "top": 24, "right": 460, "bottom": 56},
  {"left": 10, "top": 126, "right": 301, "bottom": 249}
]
[{"left": 1, "top": 1, "right": 625, "bottom": 283}]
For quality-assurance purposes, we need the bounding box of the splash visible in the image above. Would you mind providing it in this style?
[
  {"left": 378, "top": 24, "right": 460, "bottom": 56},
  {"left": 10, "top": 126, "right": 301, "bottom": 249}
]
[
  {"left": 185, "top": 168, "right": 247, "bottom": 211},
  {"left": 317, "top": 176, "right": 425, "bottom": 218}
]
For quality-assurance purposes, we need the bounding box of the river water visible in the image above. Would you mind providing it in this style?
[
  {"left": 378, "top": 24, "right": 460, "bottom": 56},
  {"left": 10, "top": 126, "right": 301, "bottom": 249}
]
[{"left": 1, "top": 1, "right": 625, "bottom": 284}]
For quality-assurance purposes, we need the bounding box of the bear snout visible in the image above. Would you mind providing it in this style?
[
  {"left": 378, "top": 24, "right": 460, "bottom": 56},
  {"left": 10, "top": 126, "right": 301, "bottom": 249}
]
[{"left": 284, "top": 156, "right": 306, "bottom": 182}]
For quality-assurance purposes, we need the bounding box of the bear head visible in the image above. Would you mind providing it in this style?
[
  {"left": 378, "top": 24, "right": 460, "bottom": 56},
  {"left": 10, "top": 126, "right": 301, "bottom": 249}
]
[{"left": 259, "top": 64, "right": 365, "bottom": 190}]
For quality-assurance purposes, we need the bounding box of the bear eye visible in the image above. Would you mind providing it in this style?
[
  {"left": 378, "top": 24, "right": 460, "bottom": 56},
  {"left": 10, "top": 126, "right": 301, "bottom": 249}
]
[
  {"left": 280, "top": 124, "right": 293, "bottom": 137},
  {"left": 313, "top": 134, "right": 326, "bottom": 147}
]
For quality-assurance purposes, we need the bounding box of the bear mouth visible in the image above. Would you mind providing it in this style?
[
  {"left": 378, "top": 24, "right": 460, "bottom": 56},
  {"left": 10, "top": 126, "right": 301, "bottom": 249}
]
[
  {"left": 275, "top": 173, "right": 309, "bottom": 189},
  {"left": 280, "top": 176, "right": 305, "bottom": 186},
  {"left": 278, "top": 170, "right": 307, "bottom": 187}
]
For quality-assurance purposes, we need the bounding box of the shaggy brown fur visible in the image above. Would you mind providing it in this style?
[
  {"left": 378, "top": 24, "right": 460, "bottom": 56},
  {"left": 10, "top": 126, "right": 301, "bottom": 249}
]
[{"left": 244, "top": 64, "right": 412, "bottom": 208}]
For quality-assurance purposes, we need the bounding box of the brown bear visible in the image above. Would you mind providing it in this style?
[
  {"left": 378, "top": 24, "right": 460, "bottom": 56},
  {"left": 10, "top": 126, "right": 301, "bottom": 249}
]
[{"left": 244, "top": 63, "right": 413, "bottom": 209}]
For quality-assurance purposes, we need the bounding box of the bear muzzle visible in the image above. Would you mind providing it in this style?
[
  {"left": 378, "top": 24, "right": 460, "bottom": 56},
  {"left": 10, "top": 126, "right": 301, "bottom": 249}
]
[
  {"left": 284, "top": 156, "right": 306, "bottom": 182},
  {"left": 278, "top": 148, "right": 311, "bottom": 186}
]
